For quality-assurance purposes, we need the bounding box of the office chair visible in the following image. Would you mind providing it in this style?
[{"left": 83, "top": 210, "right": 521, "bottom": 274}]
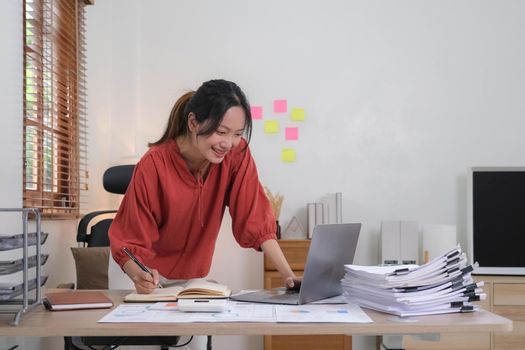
[
  {"left": 64, "top": 164, "right": 181, "bottom": 350},
  {"left": 76, "top": 164, "right": 135, "bottom": 248}
]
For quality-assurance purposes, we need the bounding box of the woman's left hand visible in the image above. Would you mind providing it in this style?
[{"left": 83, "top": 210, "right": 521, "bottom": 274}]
[{"left": 284, "top": 275, "right": 302, "bottom": 290}]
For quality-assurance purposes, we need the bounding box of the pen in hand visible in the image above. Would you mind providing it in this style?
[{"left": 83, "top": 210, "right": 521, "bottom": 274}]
[{"left": 122, "top": 247, "right": 163, "bottom": 288}]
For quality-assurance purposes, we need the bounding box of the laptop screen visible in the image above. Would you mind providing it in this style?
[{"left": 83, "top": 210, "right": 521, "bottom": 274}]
[{"left": 298, "top": 223, "right": 361, "bottom": 304}]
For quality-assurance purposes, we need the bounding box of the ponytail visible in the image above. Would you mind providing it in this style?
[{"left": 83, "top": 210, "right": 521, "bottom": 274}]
[
  {"left": 148, "top": 91, "right": 194, "bottom": 147},
  {"left": 149, "top": 80, "right": 253, "bottom": 148}
]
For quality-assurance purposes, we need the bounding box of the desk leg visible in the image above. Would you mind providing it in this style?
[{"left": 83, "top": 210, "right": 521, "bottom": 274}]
[
  {"left": 381, "top": 334, "right": 441, "bottom": 350},
  {"left": 381, "top": 335, "right": 404, "bottom": 350}
]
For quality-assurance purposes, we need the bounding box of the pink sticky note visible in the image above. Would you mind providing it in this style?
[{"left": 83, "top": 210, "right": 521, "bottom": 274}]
[
  {"left": 285, "top": 127, "right": 298, "bottom": 141},
  {"left": 251, "top": 106, "right": 263, "bottom": 120},
  {"left": 274, "top": 99, "right": 287, "bottom": 113}
]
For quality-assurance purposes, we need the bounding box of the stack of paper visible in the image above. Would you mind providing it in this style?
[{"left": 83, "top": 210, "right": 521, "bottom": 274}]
[{"left": 342, "top": 245, "right": 485, "bottom": 317}]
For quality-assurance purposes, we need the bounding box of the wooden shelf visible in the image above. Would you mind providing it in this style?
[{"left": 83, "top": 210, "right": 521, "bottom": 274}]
[{"left": 404, "top": 274, "right": 524, "bottom": 350}]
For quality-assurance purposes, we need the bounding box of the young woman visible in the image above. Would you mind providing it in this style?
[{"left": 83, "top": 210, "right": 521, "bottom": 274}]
[{"left": 109, "top": 79, "right": 300, "bottom": 294}]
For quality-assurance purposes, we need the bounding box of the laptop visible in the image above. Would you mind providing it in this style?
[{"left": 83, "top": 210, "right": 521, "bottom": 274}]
[{"left": 231, "top": 223, "right": 361, "bottom": 305}]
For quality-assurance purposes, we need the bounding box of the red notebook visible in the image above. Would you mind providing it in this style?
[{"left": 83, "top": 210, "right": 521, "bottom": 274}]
[{"left": 44, "top": 291, "right": 113, "bottom": 311}]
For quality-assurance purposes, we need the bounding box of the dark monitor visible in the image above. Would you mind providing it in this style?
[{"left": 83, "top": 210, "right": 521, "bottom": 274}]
[{"left": 467, "top": 167, "right": 525, "bottom": 275}]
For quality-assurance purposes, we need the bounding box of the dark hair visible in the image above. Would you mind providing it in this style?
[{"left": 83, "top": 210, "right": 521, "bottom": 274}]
[{"left": 149, "top": 79, "right": 253, "bottom": 147}]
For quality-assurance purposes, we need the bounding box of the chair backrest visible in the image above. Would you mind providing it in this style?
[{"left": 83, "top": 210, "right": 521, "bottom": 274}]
[
  {"left": 88, "top": 219, "right": 112, "bottom": 247},
  {"left": 77, "top": 164, "right": 135, "bottom": 246},
  {"left": 103, "top": 164, "right": 135, "bottom": 195}
]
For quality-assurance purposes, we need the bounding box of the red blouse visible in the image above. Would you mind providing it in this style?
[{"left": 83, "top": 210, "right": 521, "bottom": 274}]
[{"left": 109, "top": 138, "right": 277, "bottom": 279}]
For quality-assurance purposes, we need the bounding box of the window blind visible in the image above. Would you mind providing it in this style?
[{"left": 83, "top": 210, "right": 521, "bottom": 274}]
[{"left": 23, "top": 0, "right": 89, "bottom": 218}]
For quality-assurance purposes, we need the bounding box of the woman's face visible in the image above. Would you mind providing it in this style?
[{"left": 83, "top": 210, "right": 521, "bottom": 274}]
[{"left": 191, "top": 106, "right": 246, "bottom": 164}]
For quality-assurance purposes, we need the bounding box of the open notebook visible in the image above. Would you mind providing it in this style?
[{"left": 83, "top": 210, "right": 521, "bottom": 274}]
[{"left": 124, "top": 279, "right": 231, "bottom": 302}]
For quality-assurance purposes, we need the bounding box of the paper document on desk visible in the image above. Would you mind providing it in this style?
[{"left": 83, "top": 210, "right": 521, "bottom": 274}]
[
  {"left": 98, "top": 301, "right": 276, "bottom": 323},
  {"left": 341, "top": 245, "right": 485, "bottom": 317},
  {"left": 275, "top": 304, "right": 373, "bottom": 323}
]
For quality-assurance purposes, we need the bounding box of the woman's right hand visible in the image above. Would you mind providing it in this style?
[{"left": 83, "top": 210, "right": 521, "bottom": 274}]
[
  {"left": 123, "top": 259, "right": 161, "bottom": 294},
  {"left": 284, "top": 275, "right": 302, "bottom": 290},
  {"left": 131, "top": 269, "right": 161, "bottom": 294}
]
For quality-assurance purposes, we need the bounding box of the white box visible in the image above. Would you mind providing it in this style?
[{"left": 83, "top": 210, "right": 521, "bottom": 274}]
[
  {"left": 315, "top": 203, "right": 324, "bottom": 226},
  {"left": 381, "top": 221, "right": 401, "bottom": 265},
  {"left": 307, "top": 203, "right": 316, "bottom": 239},
  {"left": 335, "top": 192, "right": 343, "bottom": 224},
  {"left": 422, "top": 224, "right": 457, "bottom": 263},
  {"left": 400, "top": 221, "right": 419, "bottom": 265}
]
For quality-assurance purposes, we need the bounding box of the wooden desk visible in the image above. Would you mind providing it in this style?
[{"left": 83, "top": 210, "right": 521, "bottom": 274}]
[{"left": 0, "top": 290, "right": 512, "bottom": 338}]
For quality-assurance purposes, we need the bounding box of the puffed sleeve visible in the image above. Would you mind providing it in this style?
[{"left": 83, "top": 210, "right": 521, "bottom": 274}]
[
  {"left": 109, "top": 154, "right": 162, "bottom": 269},
  {"left": 227, "top": 144, "right": 277, "bottom": 251}
]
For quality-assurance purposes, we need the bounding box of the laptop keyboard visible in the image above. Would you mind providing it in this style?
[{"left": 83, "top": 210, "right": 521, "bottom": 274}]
[{"left": 269, "top": 290, "right": 299, "bottom": 302}]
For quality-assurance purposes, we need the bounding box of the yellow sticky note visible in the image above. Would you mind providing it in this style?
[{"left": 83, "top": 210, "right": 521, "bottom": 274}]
[
  {"left": 291, "top": 108, "right": 305, "bottom": 121},
  {"left": 281, "top": 148, "right": 296, "bottom": 162},
  {"left": 264, "top": 120, "right": 279, "bottom": 134}
]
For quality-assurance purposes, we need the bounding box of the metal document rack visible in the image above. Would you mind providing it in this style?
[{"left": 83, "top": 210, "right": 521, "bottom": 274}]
[{"left": 0, "top": 208, "right": 47, "bottom": 326}]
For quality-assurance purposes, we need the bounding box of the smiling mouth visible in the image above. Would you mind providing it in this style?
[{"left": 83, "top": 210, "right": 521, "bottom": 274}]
[{"left": 212, "top": 147, "right": 227, "bottom": 158}]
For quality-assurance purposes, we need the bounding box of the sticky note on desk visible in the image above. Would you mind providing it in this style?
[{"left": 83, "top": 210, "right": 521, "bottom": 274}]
[
  {"left": 281, "top": 148, "right": 296, "bottom": 162},
  {"left": 291, "top": 108, "right": 305, "bottom": 121},
  {"left": 264, "top": 120, "right": 279, "bottom": 134}
]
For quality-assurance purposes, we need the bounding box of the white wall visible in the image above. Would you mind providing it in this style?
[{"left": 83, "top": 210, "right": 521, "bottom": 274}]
[
  {"left": 88, "top": 0, "right": 525, "bottom": 262},
  {"left": 84, "top": 1, "right": 525, "bottom": 349},
  {"left": 0, "top": 0, "right": 23, "bottom": 210}
]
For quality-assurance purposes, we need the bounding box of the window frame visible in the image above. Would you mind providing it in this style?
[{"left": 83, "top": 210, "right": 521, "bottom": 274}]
[{"left": 23, "top": 0, "right": 89, "bottom": 219}]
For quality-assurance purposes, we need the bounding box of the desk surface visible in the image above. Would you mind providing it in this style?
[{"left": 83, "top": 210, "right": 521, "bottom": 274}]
[{"left": 0, "top": 290, "right": 513, "bottom": 337}]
